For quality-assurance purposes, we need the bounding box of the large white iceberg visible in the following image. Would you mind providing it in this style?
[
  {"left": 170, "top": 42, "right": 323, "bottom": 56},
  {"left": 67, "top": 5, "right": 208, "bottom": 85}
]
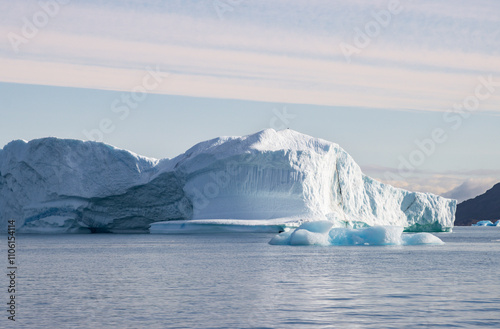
[{"left": 0, "top": 129, "right": 456, "bottom": 233}]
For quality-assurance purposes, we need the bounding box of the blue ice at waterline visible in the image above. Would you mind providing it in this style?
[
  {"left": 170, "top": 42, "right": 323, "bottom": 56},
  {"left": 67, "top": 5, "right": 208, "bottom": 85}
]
[
  {"left": 472, "top": 220, "right": 500, "bottom": 226},
  {"left": 269, "top": 221, "right": 444, "bottom": 246}
]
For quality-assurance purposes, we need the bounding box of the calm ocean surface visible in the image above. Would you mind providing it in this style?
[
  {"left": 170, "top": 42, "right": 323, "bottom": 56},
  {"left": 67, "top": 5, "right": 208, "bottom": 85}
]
[{"left": 2, "top": 226, "right": 499, "bottom": 328}]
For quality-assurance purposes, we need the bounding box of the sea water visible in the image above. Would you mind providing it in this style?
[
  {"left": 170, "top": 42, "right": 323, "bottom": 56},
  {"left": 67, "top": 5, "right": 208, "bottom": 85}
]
[{"left": 1, "top": 227, "right": 499, "bottom": 328}]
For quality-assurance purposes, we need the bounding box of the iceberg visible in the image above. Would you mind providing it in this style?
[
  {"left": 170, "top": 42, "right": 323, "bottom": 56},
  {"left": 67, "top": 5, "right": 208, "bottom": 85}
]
[
  {"left": 471, "top": 220, "right": 497, "bottom": 226},
  {"left": 0, "top": 129, "right": 456, "bottom": 233},
  {"left": 269, "top": 221, "right": 444, "bottom": 246}
]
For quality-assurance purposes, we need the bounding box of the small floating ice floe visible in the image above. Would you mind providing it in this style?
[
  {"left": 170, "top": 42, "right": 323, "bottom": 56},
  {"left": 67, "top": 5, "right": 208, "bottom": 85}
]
[
  {"left": 472, "top": 220, "right": 497, "bottom": 227},
  {"left": 269, "top": 221, "right": 444, "bottom": 246}
]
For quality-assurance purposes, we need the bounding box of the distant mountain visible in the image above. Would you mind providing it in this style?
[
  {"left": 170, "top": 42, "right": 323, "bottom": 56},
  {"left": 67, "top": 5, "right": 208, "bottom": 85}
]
[{"left": 455, "top": 183, "right": 500, "bottom": 226}]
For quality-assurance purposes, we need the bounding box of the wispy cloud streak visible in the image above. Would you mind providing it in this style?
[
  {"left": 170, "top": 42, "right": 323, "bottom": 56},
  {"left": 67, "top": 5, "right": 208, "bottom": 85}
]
[{"left": 1, "top": 0, "right": 499, "bottom": 112}]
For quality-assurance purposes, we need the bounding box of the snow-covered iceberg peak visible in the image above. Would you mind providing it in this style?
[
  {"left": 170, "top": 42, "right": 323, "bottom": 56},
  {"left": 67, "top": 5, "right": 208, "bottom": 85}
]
[
  {"left": 167, "top": 129, "right": 456, "bottom": 231},
  {"left": 0, "top": 129, "right": 456, "bottom": 233}
]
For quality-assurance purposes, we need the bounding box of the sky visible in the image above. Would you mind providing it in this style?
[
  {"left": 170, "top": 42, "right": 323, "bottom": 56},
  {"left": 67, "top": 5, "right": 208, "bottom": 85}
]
[{"left": 1, "top": 0, "right": 499, "bottom": 202}]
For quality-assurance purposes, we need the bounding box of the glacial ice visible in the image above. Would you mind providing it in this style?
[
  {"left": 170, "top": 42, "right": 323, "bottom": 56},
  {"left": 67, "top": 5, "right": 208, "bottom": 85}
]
[
  {"left": 269, "top": 221, "right": 445, "bottom": 246},
  {"left": 150, "top": 219, "right": 290, "bottom": 234},
  {"left": 0, "top": 129, "right": 456, "bottom": 233},
  {"left": 472, "top": 220, "right": 499, "bottom": 226}
]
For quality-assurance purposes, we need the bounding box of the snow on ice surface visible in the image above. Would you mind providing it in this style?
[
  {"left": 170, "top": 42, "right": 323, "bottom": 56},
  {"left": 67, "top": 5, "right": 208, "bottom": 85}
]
[
  {"left": 269, "top": 221, "right": 445, "bottom": 246},
  {"left": 0, "top": 129, "right": 456, "bottom": 233}
]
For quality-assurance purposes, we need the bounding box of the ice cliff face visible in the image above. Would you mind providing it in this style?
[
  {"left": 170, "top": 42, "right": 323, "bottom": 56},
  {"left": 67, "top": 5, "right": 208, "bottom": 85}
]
[
  {"left": 0, "top": 138, "right": 188, "bottom": 233},
  {"left": 0, "top": 129, "right": 456, "bottom": 233}
]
